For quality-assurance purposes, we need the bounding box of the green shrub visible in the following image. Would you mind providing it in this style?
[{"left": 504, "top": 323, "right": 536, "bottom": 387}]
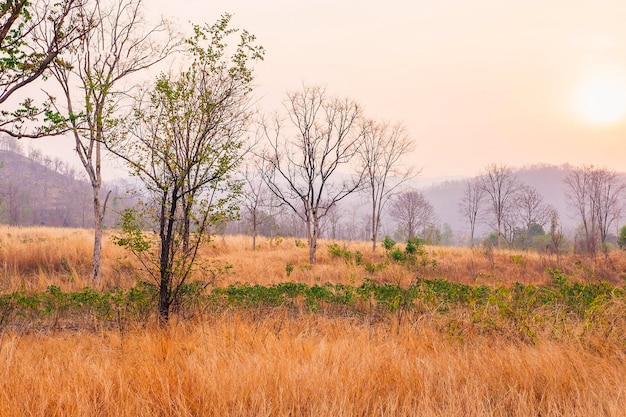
[
  {"left": 382, "top": 236, "right": 396, "bottom": 251},
  {"left": 618, "top": 225, "right": 626, "bottom": 249},
  {"left": 327, "top": 243, "right": 363, "bottom": 265}
]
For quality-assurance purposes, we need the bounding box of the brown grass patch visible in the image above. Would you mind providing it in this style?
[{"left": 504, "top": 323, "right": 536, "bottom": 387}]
[
  {"left": 1, "top": 227, "right": 626, "bottom": 415},
  {"left": 0, "top": 314, "right": 625, "bottom": 416},
  {"left": 1, "top": 227, "right": 625, "bottom": 291}
]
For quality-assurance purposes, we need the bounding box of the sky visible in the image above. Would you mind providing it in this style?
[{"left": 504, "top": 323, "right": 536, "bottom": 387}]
[{"left": 34, "top": 0, "right": 626, "bottom": 180}]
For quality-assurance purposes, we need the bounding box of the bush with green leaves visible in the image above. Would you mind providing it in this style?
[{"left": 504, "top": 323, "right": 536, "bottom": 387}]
[
  {"left": 327, "top": 243, "right": 363, "bottom": 265},
  {"left": 618, "top": 225, "right": 626, "bottom": 250},
  {"left": 0, "top": 269, "right": 624, "bottom": 346},
  {"left": 381, "top": 236, "right": 437, "bottom": 270}
]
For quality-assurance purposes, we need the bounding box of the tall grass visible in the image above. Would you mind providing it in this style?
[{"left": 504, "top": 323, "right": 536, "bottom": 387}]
[
  {"left": 1, "top": 226, "right": 624, "bottom": 291},
  {"left": 1, "top": 227, "right": 626, "bottom": 415},
  {"left": 0, "top": 314, "right": 625, "bottom": 416}
]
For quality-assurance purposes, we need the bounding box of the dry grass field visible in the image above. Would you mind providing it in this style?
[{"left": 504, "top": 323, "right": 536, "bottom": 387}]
[
  {"left": 1, "top": 226, "right": 625, "bottom": 291},
  {"left": 0, "top": 226, "right": 625, "bottom": 416}
]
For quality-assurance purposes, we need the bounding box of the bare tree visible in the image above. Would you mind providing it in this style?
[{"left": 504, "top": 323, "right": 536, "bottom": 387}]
[
  {"left": 260, "top": 85, "right": 366, "bottom": 264},
  {"left": 0, "top": 0, "right": 89, "bottom": 137},
  {"left": 320, "top": 203, "right": 343, "bottom": 240},
  {"left": 515, "top": 184, "right": 553, "bottom": 249},
  {"left": 389, "top": 190, "right": 435, "bottom": 240},
  {"left": 565, "top": 165, "right": 625, "bottom": 255},
  {"left": 241, "top": 163, "right": 280, "bottom": 250},
  {"left": 357, "top": 119, "right": 416, "bottom": 251},
  {"left": 565, "top": 165, "right": 597, "bottom": 254},
  {"left": 478, "top": 164, "right": 519, "bottom": 248},
  {"left": 49, "top": 0, "right": 178, "bottom": 281},
  {"left": 547, "top": 207, "right": 564, "bottom": 262},
  {"left": 591, "top": 169, "right": 625, "bottom": 247},
  {"left": 459, "top": 177, "right": 484, "bottom": 247}
]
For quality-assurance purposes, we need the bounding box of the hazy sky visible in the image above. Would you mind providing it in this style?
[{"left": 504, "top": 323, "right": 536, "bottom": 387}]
[{"left": 36, "top": 0, "right": 626, "bottom": 179}]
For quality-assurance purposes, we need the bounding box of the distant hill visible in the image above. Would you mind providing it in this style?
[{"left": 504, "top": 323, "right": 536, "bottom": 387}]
[
  {"left": 2, "top": 146, "right": 622, "bottom": 244},
  {"left": 0, "top": 149, "right": 135, "bottom": 228}
]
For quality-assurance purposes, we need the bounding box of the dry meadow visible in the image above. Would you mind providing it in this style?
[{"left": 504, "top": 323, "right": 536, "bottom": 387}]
[{"left": 0, "top": 226, "right": 625, "bottom": 416}]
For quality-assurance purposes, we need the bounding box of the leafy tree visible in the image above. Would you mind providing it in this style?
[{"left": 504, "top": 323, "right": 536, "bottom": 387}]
[
  {"left": 259, "top": 85, "right": 366, "bottom": 264},
  {"left": 0, "top": 0, "right": 89, "bottom": 137},
  {"left": 111, "top": 15, "right": 263, "bottom": 322}
]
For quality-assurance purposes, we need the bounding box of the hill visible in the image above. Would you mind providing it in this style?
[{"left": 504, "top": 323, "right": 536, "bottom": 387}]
[
  {"left": 422, "top": 164, "right": 573, "bottom": 238},
  {"left": 0, "top": 149, "right": 134, "bottom": 228}
]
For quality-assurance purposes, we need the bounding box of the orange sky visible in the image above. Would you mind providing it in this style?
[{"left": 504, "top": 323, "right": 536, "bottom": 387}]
[{"left": 34, "top": 0, "right": 626, "bottom": 179}]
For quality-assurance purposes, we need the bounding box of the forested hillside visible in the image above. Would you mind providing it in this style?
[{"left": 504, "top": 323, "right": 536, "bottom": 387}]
[{"left": 0, "top": 149, "right": 134, "bottom": 228}]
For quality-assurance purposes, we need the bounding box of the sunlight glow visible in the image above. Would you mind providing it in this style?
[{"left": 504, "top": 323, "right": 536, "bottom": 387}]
[{"left": 576, "top": 77, "right": 626, "bottom": 124}]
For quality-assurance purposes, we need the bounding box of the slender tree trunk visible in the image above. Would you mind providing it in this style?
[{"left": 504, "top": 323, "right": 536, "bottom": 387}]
[
  {"left": 252, "top": 210, "right": 257, "bottom": 250},
  {"left": 307, "top": 216, "right": 319, "bottom": 264},
  {"left": 309, "top": 232, "right": 317, "bottom": 264},
  {"left": 92, "top": 188, "right": 103, "bottom": 282},
  {"left": 371, "top": 195, "right": 377, "bottom": 252},
  {"left": 158, "top": 189, "right": 178, "bottom": 324},
  {"left": 90, "top": 185, "right": 110, "bottom": 282}
]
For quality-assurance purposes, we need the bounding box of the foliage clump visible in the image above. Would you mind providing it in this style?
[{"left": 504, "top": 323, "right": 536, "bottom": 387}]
[
  {"left": 327, "top": 243, "right": 363, "bottom": 265},
  {"left": 381, "top": 236, "right": 437, "bottom": 270}
]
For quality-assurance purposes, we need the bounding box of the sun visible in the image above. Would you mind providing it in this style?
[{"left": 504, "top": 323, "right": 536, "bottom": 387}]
[{"left": 575, "top": 77, "right": 626, "bottom": 124}]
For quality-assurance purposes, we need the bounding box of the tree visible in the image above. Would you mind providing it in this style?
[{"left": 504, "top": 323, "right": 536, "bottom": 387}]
[
  {"left": 478, "top": 164, "right": 519, "bottom": 248},
  {"left": 389, "top": 190, "right": 435, "bottom": 240},
  {"left": 240, "top": 163, "right": 280, "bottom": 250},
  {"left": 0, "top": 0, "right": 89, "bottom": 137},
  {"left": 459, "top": 177, "right": 484, "bottom": 247},
  {"left": 260, "top": 85, "right": 365, "bottom": 264},
  {"left": 49, "top": 0, "right": 178, "bottom": 281},
  {"left": 111, "top": 15, "right": 263, "bottom": 322},
  {"left": 515, "top": 184, "right": 553, "bottom": 250},
  {"left": 565, "top": 165, "right": 625, "bottom": 255},
  {"left": 320, "top": 203, "right": 343, "bottom": 240},
  {"left": 357, "top": 119, "right": 416, "bottom": 251},
  {"left": 547, "top": 208, "right": 565, "bottom": 261}
]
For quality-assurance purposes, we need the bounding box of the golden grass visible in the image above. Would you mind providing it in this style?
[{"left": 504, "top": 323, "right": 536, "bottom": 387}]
[
  {"left": 0, "top": 313, "right": 624, "bottom": 416},
  {"left": 1, "top": 227, "right": 626, "bottom": 416},
  {"left": 0, "top": 226, "right": 625, "bottom": 291}
]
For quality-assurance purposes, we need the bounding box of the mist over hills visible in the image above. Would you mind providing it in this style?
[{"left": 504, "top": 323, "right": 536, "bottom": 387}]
[
  {"left": 0, "top": 150, "right": 135, "bottom": 228},
  {"left": 422, "top": 164, "right": 573, "bottom": 238},
  {"left": 1, "top": 145, "right": 620, "bottom": 245}
]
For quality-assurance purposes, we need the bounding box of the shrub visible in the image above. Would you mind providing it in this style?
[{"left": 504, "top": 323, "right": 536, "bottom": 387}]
[{"left": 382, "top": 236, "right": 396, "bottom": 251}]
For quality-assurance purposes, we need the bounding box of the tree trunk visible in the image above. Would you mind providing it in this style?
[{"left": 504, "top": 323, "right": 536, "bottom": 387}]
[
  {"left": 92, "top": 192, "right": 103, "bottom": 282},
  {"left": 91, "top": 186, "right": 110, "bottom": 282},
  {"left": 371, "top": 201, "right": 378, "bottom": 252},
  {"left": 252, "top": 210, "right": 257, "bottom": 250},
  {"left": 307, "top": 216, "right": 319, "bottom": 264},
  {"left": 158, "top": 271, "right": 170, "bottom": 324},
  {"left": 158, "top": 189, "right": 179, "bottom": 324}
]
